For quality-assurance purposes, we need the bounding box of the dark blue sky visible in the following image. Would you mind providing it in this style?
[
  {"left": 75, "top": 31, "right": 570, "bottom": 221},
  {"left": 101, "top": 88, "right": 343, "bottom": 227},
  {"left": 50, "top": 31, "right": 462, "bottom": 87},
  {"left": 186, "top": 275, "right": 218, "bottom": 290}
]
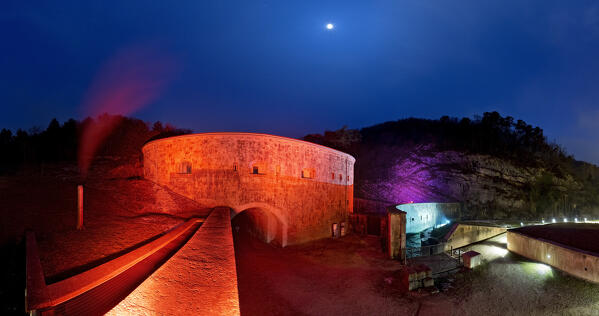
[{"left": 2, "top": 1, "right": 599, "bottom": 163}]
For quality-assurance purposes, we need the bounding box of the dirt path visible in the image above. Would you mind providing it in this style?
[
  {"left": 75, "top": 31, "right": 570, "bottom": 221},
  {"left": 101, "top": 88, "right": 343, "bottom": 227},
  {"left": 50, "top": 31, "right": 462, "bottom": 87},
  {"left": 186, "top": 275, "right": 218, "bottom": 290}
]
[{"left": 234, "top": 231, "right": 421, "bottom": 315}]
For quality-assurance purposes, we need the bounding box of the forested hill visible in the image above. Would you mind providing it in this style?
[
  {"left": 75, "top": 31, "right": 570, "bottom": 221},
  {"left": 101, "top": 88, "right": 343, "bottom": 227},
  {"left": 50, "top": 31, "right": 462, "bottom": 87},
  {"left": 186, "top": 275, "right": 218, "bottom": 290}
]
[
  {"left": 0, "top": 114, "right": 190, "bottom": 175},
  {"left": 304, "top": 112, "right": 599, "bottom": 220}
]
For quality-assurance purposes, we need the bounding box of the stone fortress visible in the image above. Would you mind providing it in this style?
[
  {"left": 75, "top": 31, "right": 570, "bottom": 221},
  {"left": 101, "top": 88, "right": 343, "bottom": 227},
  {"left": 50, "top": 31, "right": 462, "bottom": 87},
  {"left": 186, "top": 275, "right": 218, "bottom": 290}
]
[{"left": 142, "top": 132, "right": 356, "bottom": 246}]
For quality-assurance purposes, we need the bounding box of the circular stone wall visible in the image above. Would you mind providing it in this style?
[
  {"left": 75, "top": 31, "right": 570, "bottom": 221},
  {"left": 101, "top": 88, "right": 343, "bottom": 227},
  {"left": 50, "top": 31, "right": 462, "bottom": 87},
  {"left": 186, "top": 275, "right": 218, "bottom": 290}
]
[{"left": 142, "top": 133, "right": 355, "bottom": 246}]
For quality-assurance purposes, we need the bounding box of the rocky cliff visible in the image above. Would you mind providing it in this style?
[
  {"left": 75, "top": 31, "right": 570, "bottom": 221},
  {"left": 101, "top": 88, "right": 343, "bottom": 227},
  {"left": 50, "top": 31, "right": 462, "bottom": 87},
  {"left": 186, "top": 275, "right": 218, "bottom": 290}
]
[
  {"left": 305, "top": 113, "right": 599, "bottom": 220},
  {"left": 358, "top": 144, "right": 588, "bottom": 219}
]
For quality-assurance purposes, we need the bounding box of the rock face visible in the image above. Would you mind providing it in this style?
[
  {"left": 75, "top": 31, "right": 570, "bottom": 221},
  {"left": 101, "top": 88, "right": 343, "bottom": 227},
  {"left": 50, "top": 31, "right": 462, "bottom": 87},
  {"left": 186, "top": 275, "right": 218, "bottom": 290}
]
[
  {"left": 304, "top": 113, "right": 599, "bottom": 220},
  {"left": 357, "top": 144, "right": 588, "bottom": 220}
]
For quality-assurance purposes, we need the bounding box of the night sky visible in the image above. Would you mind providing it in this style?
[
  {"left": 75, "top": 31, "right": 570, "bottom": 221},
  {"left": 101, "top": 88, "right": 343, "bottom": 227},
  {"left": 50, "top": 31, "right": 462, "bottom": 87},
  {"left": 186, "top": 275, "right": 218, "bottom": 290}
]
[{"left": 3, "top": 1, "right": 599, "bottom": 163}]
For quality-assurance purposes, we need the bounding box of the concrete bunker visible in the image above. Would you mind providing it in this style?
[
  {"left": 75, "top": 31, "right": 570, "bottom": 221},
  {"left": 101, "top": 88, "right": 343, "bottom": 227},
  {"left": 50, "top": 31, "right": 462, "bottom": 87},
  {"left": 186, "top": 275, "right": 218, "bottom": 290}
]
[{"left": 508, "top": 223, "right": 599, "bottom": 283}]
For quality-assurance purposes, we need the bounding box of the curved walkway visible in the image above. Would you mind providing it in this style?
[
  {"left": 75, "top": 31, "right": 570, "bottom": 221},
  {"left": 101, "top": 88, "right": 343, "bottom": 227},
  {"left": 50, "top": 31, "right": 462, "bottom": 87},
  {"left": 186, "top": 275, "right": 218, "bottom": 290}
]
[
  {"left": 26, "top": 207, "right": 240, "bottom": 315},
  {"left": 108, "top": 207, "right": 240, "bottom": 315}
]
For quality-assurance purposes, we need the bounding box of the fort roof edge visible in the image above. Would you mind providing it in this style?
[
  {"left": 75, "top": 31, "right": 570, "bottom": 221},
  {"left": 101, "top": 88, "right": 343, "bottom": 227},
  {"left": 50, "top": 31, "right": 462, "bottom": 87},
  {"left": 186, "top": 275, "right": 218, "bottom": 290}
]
[
  {"left": 508, "top": 229, "right": 599, "bottom": 258},
  {"left": 142, "top": 132, "right": 356, "bottom": 162}
]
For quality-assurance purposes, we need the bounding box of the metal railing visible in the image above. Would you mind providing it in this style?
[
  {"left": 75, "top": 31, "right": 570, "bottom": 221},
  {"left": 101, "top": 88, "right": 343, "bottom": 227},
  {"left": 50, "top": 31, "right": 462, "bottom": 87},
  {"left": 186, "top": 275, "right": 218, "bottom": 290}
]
[
  {"left": 406, "top": 242, "right": 447, "bottom": 258},
  {"left": 406, "top": 243, "right": 465, "bottom": 259},
  {"left": 405, "top": 244, "right": 464, "bottom": 278},
  {"left": 447, "top": 247, "right": 464, "bottom": 263}
]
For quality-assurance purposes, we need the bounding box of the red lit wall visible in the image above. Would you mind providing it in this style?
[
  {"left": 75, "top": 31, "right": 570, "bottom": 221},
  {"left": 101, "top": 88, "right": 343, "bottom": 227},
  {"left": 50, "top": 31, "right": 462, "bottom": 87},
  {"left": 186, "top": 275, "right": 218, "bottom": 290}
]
[{"left": 142, "top": 133, "right": 355, "bottom": 246}]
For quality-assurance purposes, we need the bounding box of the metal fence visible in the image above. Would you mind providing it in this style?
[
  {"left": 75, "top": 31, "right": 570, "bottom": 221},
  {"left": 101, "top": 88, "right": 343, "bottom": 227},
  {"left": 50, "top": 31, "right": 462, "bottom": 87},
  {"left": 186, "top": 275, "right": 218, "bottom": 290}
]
[
  {"left": 405, "top": 244, "right": 465, "bottom": 277},
  {"left": 447, "top": 248, "right": 464, "bottom": 267},
  {"left": 406, "top": 243, "right": 447, "bottom": 258},
  {"left": 406, "top": 242, "right": 465, "bottom": 261}
]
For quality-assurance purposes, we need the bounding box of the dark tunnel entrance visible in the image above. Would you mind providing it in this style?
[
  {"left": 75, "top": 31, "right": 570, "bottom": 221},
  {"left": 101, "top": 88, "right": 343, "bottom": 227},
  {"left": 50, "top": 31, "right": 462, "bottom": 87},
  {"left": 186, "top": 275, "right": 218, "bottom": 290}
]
[{"left": 231, "top": 207, "right": 284, "bottom": 247}]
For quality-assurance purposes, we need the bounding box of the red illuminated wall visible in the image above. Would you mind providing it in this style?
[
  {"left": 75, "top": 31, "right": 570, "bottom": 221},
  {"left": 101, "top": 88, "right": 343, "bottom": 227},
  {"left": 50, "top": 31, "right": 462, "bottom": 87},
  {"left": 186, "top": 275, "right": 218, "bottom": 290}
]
[{"left": 142, "top": 133, "right": 355, "bottom": 246}]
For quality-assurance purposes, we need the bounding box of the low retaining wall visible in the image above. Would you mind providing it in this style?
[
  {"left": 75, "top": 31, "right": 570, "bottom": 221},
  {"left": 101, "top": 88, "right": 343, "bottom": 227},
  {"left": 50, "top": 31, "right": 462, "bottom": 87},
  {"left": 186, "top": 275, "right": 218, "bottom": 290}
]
[
  {"left": 507, "top": 230, "right": 599, "bottom": 283},
  {"left": 444, "top": 223, "right": 506, "bottom": 250}
]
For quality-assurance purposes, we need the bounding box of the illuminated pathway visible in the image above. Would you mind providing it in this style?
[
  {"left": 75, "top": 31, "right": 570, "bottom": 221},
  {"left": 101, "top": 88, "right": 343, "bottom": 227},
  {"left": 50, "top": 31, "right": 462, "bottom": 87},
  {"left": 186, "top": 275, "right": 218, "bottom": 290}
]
[{"left": 107, "top": 207, "right": 240, "bottom": 315}]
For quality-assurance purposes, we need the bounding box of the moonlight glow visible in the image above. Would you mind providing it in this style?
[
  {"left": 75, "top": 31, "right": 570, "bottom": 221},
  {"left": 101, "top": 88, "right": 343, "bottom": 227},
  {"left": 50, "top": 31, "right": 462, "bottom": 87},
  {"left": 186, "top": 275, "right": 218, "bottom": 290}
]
[{"left": 326, "top": 23, "right": 334, "bottom": 30}]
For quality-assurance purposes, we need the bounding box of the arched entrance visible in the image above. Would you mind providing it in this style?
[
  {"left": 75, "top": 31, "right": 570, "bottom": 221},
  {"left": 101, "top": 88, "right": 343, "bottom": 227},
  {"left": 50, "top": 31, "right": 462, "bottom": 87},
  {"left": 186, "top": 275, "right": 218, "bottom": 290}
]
[{"left": 231, "top": 205, "right": 287, "bottom": 247}]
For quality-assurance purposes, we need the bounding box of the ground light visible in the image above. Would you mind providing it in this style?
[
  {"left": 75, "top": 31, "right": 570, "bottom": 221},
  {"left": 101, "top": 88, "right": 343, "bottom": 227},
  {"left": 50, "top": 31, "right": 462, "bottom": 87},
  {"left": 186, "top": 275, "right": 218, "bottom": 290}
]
[
  {"left": 575, "top": 218, "right": 578, "bottom": 222},
  {"left": 552, "top": 218, "right": 556, "bottom": 223},
  {"left": 585, "top": 218, "right": 588, "bottom": 222},
  {"left": 564, "top": 218, "right": 568, "bottom": 222},
  {"left": 535, "top": 263, "right": 553, "bottom": 276},
  {"left": 520, "top": 222, "right": 524, "bottom": 226},
  {"left": 522, "top": 262, "right": 554, "bottom": 278},
  {"left": 542, "top": 219, "right": 545, "bottom": 224},
  {"left": 490, "top": 246, "right": 509, "bottom": 257},
  {"left": 437, "top": 220, "right": 451, "bottom": 228}
]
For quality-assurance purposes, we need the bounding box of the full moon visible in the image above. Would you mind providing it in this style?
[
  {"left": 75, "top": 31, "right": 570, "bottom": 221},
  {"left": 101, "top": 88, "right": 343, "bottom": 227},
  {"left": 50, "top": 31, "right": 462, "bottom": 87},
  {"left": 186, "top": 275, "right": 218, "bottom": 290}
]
[{"left": 326, "top": 23, "right": 334, "bottom": 30}]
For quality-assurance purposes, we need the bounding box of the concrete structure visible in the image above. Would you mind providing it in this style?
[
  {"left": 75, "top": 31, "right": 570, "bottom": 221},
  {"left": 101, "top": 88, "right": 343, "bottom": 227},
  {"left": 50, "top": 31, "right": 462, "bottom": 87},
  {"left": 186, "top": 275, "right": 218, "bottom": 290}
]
[
  {"left": 350, "top": 213, "right": 386, "bottom": 236},
  {"left": 387, "top": 208, "right": 407, "bottom": 262},
  {"left": 462, "top": 250, "right": 481, "bottom": 269},
  {"left": 394, "top": 264, "right": 433, "bottom": 291},
  {"left": 395, "top": 202, "right": 460, "bottom": 234},
  {"left": 443, "top": 223, "right": 507, "bottom": 251},
  {"left": 142, "top": 133, "right": 355, "bottom": 246},
  {"left": 508, "top": 224, "right": 599, "bottom": 283}
]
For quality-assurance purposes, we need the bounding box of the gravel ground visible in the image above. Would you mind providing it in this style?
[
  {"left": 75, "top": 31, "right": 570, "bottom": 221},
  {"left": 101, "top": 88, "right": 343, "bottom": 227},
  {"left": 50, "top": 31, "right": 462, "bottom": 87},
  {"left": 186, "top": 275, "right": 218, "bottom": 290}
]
[
  {"left": 234, "top": 232, "right": 599, "bottom": 316},
  {"left": 448, "top": 233, "right": 599, "bottom": 316}
]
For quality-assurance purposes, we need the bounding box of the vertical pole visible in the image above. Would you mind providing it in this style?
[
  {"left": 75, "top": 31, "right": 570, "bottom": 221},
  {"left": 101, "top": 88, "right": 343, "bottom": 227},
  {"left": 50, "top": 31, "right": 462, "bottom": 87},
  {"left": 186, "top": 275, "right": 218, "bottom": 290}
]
[
  {"left": 405, "top": 225, "right": 408, "bottom": 265},
  {"left": 387, "top": 212, "right": 392, "bottom": 259},
  {"left": 77, "top": 184, "right": 83, "bottom": 230}
]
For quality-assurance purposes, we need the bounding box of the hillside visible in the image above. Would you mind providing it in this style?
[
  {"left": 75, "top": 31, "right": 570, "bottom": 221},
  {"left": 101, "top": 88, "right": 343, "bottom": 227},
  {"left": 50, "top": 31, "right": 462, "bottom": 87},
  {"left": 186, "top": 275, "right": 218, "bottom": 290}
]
[
  {"left": 3, "top": 112, "right": 598, "bottom": 222},
  {"left": 0, "top": 114, "right": 191, "bottom": 176},
  {"left": 304, "top": 112, "right": 599, "bottom": 220}
]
